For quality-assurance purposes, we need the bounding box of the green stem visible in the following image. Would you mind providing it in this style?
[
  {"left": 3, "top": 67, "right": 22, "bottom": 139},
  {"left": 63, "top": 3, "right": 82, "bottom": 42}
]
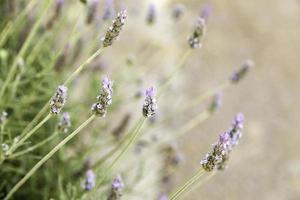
[
  {"left": 0, "top": 0, "right": 52, "bottom": 99},
  {"left": 169, "top": 168, "right": 206, "bottom": 200},
  {"left": 4, "top": 115, "right": 96, "bottom": 200},
  {"left": 63, "top": 47, "right": 104, "bottom": 85},
  {"left": 8, "top": 114, "right": 52, "bottom": 155},
  {"left": 158, "top": 49, "right": 192, "bottom": 98},
  {"left": 9, "top": 131, "right": 58, "bottom": 159},
  {"left": 86, "top": 118, "right": 146, "bottom": 199}
]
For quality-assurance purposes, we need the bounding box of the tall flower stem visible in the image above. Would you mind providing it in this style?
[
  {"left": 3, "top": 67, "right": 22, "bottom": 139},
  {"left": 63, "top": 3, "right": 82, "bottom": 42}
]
[
  {"left": 7, "top": 113, "right": 52, "bottom": 156},
  {"left": 0, "top": 0, "right": 52, "bottom": 99},
  {"left": 158, "top": 49, "right": 192, "bottom": 98},
  {"left": 84, "top": 118, "right": 146, "bottom": 199},
  {"left": 4, "top": 115, "right": 96, "bottom": 200},
  {"left": 8, "top": 131, "right": 58, "bottom": 159},
  {"left": 169, "top": 168, "right": 206, "bottom": 200}
]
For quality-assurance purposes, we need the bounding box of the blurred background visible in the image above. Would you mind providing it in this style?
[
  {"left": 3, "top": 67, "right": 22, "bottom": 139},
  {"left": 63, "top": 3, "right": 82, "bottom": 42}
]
[{"left": 1, "top": 0, "right": 300, "bottom": 199}]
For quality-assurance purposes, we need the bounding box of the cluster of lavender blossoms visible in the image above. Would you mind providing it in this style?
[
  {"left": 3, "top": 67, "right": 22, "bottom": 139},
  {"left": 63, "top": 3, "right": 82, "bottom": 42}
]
[
  {"left": 50, "top": 85, "right": 68, "bottom": 115},
  {"left": 230, "top": 59, "right": 254, "bottom": 83},
  {"left": 188, "top": 16, "right": 206, "bottom": 48},
  {"left": 102, "top": 10, "right": 127, "bottom": 47},
  {"left": 146, "top": 4, "right": 156, "bottom": 25},
  {"left": 107, "top": 175, "right": 124, "bottom": 200},
  {"left": 91, "top": 77, "right": 113, "bottom": 117},
  {"left": 82, "top": 169, "right": 96, "bottom": 191},
  {"left": 57, "top": 112, "right": 71, "bottom": 133},
  {"left": 200, "top": 113, "right": 245, "bottom": 171},
  {"left": 142, "top": 87, "right": 158, "bottom": 118},
  {"left": 158, "top": 194, "right": 169, "bottom": 200}
]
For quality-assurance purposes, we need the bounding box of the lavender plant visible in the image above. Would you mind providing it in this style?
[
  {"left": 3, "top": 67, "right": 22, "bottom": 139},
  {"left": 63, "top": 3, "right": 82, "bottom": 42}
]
[{"left": 0, "top": 1, "right": 253, "bottom": 200}]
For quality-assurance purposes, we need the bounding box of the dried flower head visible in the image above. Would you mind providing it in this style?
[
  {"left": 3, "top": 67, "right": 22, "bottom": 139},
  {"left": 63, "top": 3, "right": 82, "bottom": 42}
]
[
  {"left": 172, "top": 3, "right": 185, "bottom": 20},
  {"left": 142, "top": 87, "right": 158, "bottom": 118},
  {"left": 188, "top": 17, "right": 206, "bottom": 48},
  {"left": 201, "top": 113, "right": 245, "bottom": 171},
  {"left": 209, "top": 92, "right": 223, "bottom": 113},
  {"left": 86, "top": 0, "right": 99, "bottom": 24},
  {"left": 82, "top": 169, "right": 96, "bottom": 191},
  {"left": 146, "top": 4, "right": 156, "bottom": 25},
  {"left": 107, "top": 175, "right": 124, "bottom": 200},
  {"left": 57, "top": 112, "right": 71, "bottom": 133},
  {"left": 91, "top": 77, "right": 113, "bottom": 117},
  {"left": 0, "top": 111, "right": 8, "bottom": 125},
  {"left": 230, "top": 59, "right": 254, "bottom": 83},
  {"left": 50, "top": 85, "right": 68, "bottom": 115},
  {"left": 102, "top": 10, "right": 127, "bottom": 47}
]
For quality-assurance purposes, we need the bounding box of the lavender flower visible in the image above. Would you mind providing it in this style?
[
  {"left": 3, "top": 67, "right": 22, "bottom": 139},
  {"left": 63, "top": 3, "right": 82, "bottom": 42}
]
[
  {"left": 0, "top": 111, "right": 8, "bottom": 125},
  {"left": 142, "top": 87, "right": 158, "bottom": 118},
  {"left": 230, "top": 59, "right": 254, "bottom": 83},
  {"left": 200, "top": 4, "right": 212, "bottom": 22},
  {"left": 158, "top": 194, "right": 169, "bottom": 200},
  {"left": 57, "top": 112, "right": 71, "bottom": 133},
  {"left": 50, "top": 85, "right": 68, "bottom": 115},
  {"left": 172, "top": 4, "right": 185, "bottom": 20},
  {"left": 201, "top": 113, "right": 245, "bottom": 171},
  {"left": 91, "top": 77, "right": 113, "bottom": 117},
  {"left": 86, "top": 0, "right": 99, "bottom": 24},
  {"left": 107, "top": 175, "right": 124, "bottom": 200},
  {"left": 82, "top": 169, "right": 96, "bottom": 191},
  {"left": 229, "top": 113, "right": 244, "bottom": 146},
  {"left": 102, "top": 10, "right": 127, "bottom": 47},
  {"left": 146, "top": 4, "right": 156, "bottom": 25},
  {"left": 188, "top": 17, "right": 206, "bottom": 48},
  {"left": 102, "top": 0, "right": 115, "bottom": 21},
  {"left": 209, "top": 92, "right": 223, "bottom": 113}
]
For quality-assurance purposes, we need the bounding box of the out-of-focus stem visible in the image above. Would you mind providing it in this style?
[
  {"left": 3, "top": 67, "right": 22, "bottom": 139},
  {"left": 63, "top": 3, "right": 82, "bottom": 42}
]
[
  {"left": 169, "top": 168, "right": 206, "bottom": 200},
  {"left": 4, "top": 115, "right": 96, "bottom": 200},
  {"left": 0, "top": 0, "right": 52, "bottom": 99}
]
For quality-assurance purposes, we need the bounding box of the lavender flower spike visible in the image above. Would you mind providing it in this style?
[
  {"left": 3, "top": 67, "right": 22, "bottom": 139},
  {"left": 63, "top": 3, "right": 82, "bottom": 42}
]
[
  {"left": 82, "top": 169, "right": 96, "bottom": 191},
  {"left": 50, "top": 85, "right": 68, "bottom": 115},
  {"left": 102, "top": 10, "right": 127, "bottom": 47},
  {"left": 102, "top": 0, "right": 115, "bottom": 21},
  {"left": 107, "top": 175, "right": 124, "bottom": 200},
  {"left": 142, "top": 87, "right": 158, "bottom": 118},
  {"left": 230, "top": 59, "right": 254, "bottom": 83},
  {"left": 201, "top": 113, "right": 245, "bottom": 171},
  {"left": 57, "top": 112, "right": 71, "bottom": 133},
  {"left": 172, "top": 4, "right": 185, "bottom": 20},
  {"left": 146, "top": 4, "right": 156, "bottom": 25},
  {"left": 229, "top": 113, "right": 244, "bottom": 146},
  {"left": 91, "top": 76, "right": 113, "bottom": 117},
  {"left": 188, "top": 17, "right": 206, "bottom": 48}
]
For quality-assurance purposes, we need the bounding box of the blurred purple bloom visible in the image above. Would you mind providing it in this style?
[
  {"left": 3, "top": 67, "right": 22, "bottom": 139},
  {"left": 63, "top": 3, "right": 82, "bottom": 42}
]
[
  {"left": 200, "top": 4, "right": 212, "bottom": 21},
  {"left": 82, "top": 169, "right": 96, "bottom": 191},
  {"left": 230, "top": 59, "right": 254, "bottom": 83},
  {"left": 143, "top": 87, "right": 158, "bottom": 117}
]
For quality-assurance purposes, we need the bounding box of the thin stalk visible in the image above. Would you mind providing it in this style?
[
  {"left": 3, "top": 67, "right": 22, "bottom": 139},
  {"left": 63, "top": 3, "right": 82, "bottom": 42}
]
[
  {"left": 0, "top": 0, "right": 52, "bottom": 99},
  {"left": 7, "top": 114, "right": 52, "bottom": 155},
  {"left": 8, "top": 131, "right": 58, "bottom": 159},
  {"left": 86, "top": 118, "right": 146, "bottom": 199},
  {"left": 4, "top": 115, "right": 96, "bottom": 200},
  {"left": 0, "top": 0, "right": 36, "bottom": 47},
  {"left": 158, "top": 49, "right": 192, "bottom": 98},
  {"left": 63, "top": 47, "right": 104, "bottom": 85},
  {"left": 20, "top": 103, "right": 49, "bottom": 139},
  {"left": 169, "top": 168, "right": 206, "bottom": 200}
]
